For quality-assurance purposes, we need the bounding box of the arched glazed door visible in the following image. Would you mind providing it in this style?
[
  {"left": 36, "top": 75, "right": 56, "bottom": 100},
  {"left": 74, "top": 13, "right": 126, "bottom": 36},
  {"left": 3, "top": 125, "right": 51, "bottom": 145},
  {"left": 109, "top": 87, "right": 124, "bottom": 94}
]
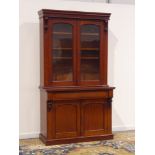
[
  {"left": 77, "top": 21, "right": 106, "bottom": 86},
  {"left": 48, "top": 20, "right": 77, "bottom": 86}
]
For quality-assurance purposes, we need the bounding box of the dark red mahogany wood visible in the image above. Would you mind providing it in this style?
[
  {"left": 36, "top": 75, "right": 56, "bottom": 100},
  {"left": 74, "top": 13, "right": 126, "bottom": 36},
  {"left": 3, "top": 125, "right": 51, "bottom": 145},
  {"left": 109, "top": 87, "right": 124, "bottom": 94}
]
[{"left": 38, "top": 9, "right": 115, "bottom": 145}]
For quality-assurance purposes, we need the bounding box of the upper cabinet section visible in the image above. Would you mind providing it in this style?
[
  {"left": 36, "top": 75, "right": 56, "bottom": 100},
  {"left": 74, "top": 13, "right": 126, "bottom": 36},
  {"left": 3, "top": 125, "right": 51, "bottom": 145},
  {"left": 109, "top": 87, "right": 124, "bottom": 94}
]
[{"left": 38, "top": 9, "right": 111, "bottom": 87}]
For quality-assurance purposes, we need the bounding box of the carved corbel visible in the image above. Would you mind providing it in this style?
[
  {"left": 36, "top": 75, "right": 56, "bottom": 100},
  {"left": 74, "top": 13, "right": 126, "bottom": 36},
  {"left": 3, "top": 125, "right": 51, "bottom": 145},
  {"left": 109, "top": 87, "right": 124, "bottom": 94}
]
[
  {"left": 107, "top": 98, "right": 112, "bottom": 104},
  {"left": 103, "top": 17, "right": 109, "bottom": 32},
  {"left": 44, "top": 16, "right": 49, "bottom": 31},
  {"left": 47, "top": 100, "right": 52, "bottom": 112}
]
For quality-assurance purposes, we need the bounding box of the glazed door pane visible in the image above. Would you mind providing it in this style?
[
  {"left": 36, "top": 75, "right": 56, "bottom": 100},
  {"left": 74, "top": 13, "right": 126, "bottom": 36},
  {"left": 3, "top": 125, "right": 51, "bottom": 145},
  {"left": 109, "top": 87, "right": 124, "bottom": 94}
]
[
  {"left": 80, "top": 24, "right": 100, "bottom": 81},
  {"left": 52, "top": 23, "right": 73, "bottom": 81}
]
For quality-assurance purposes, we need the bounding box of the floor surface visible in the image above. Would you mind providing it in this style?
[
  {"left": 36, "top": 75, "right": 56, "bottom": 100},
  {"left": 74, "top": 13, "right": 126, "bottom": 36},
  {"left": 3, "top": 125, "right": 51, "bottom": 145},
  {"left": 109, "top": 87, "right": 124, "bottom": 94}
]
[{"left": 19, "top": 131, "right": 135, "bottom": 155}]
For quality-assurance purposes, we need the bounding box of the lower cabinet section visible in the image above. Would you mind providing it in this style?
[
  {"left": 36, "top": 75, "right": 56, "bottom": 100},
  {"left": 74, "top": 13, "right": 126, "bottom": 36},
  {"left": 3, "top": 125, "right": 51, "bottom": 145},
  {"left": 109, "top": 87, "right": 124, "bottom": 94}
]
[{"left": 40, "top": 90, "right": 113, "bottom": 145}]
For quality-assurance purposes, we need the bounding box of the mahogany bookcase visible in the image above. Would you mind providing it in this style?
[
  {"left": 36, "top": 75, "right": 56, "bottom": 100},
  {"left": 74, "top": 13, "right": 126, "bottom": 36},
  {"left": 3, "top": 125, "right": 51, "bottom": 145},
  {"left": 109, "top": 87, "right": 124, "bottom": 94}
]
[{"left": 38, "top": 9, "right": 115, "bottom": 145}]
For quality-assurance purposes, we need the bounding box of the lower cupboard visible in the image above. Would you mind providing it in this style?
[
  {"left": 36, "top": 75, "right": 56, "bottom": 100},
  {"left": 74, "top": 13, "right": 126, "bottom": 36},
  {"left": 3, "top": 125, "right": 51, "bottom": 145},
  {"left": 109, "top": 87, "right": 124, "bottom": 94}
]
[{"left": 40, "top": 91, "right": 113, "bottom": 145}]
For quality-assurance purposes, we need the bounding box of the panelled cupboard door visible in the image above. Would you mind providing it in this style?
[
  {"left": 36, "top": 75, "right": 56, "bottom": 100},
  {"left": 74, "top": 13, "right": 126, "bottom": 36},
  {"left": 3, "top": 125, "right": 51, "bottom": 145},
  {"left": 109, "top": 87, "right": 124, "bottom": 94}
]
[
  {"left": 81, "top": 99, "right": 107, "bottom": 136},
  {"left": 54, "top": 101, "right": 80, "bottom": 139},
  {"left": 77, "top": 20, "right": 106, "bottom": 86},
  {"left": 48, "top": 20, "right": 77, "bottom": 86}
]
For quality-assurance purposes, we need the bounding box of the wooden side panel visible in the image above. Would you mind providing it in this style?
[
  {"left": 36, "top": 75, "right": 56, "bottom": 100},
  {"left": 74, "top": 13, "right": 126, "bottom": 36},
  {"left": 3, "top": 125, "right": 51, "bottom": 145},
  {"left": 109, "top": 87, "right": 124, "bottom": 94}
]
[
  {"left": 47, "top": 100, "right": 56, "bottom": 139},
  {"left": 81, "top": 99, "right": 106, "bottom": 136},
  {"left": 40, "top": 90, "right": 47, "bottom": 137},
  {"left": 39, "top": 18, "right": 44, "bottom": 86},
  {"left": 106, "top": 99, "right": 112, "bottom": 134},
  {"left": 102, "top": 20, "right": 108, "bottom": 85}
]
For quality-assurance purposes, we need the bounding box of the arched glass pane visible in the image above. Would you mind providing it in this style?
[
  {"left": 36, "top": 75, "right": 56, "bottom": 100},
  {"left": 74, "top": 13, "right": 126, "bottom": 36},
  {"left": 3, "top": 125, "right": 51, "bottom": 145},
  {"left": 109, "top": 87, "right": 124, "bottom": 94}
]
[
  {"left": 52, "top": 23, "right": 73, "bottom": 81},
  {"left": 80, "top": 24, "right": 100, "bottom": 80}
]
